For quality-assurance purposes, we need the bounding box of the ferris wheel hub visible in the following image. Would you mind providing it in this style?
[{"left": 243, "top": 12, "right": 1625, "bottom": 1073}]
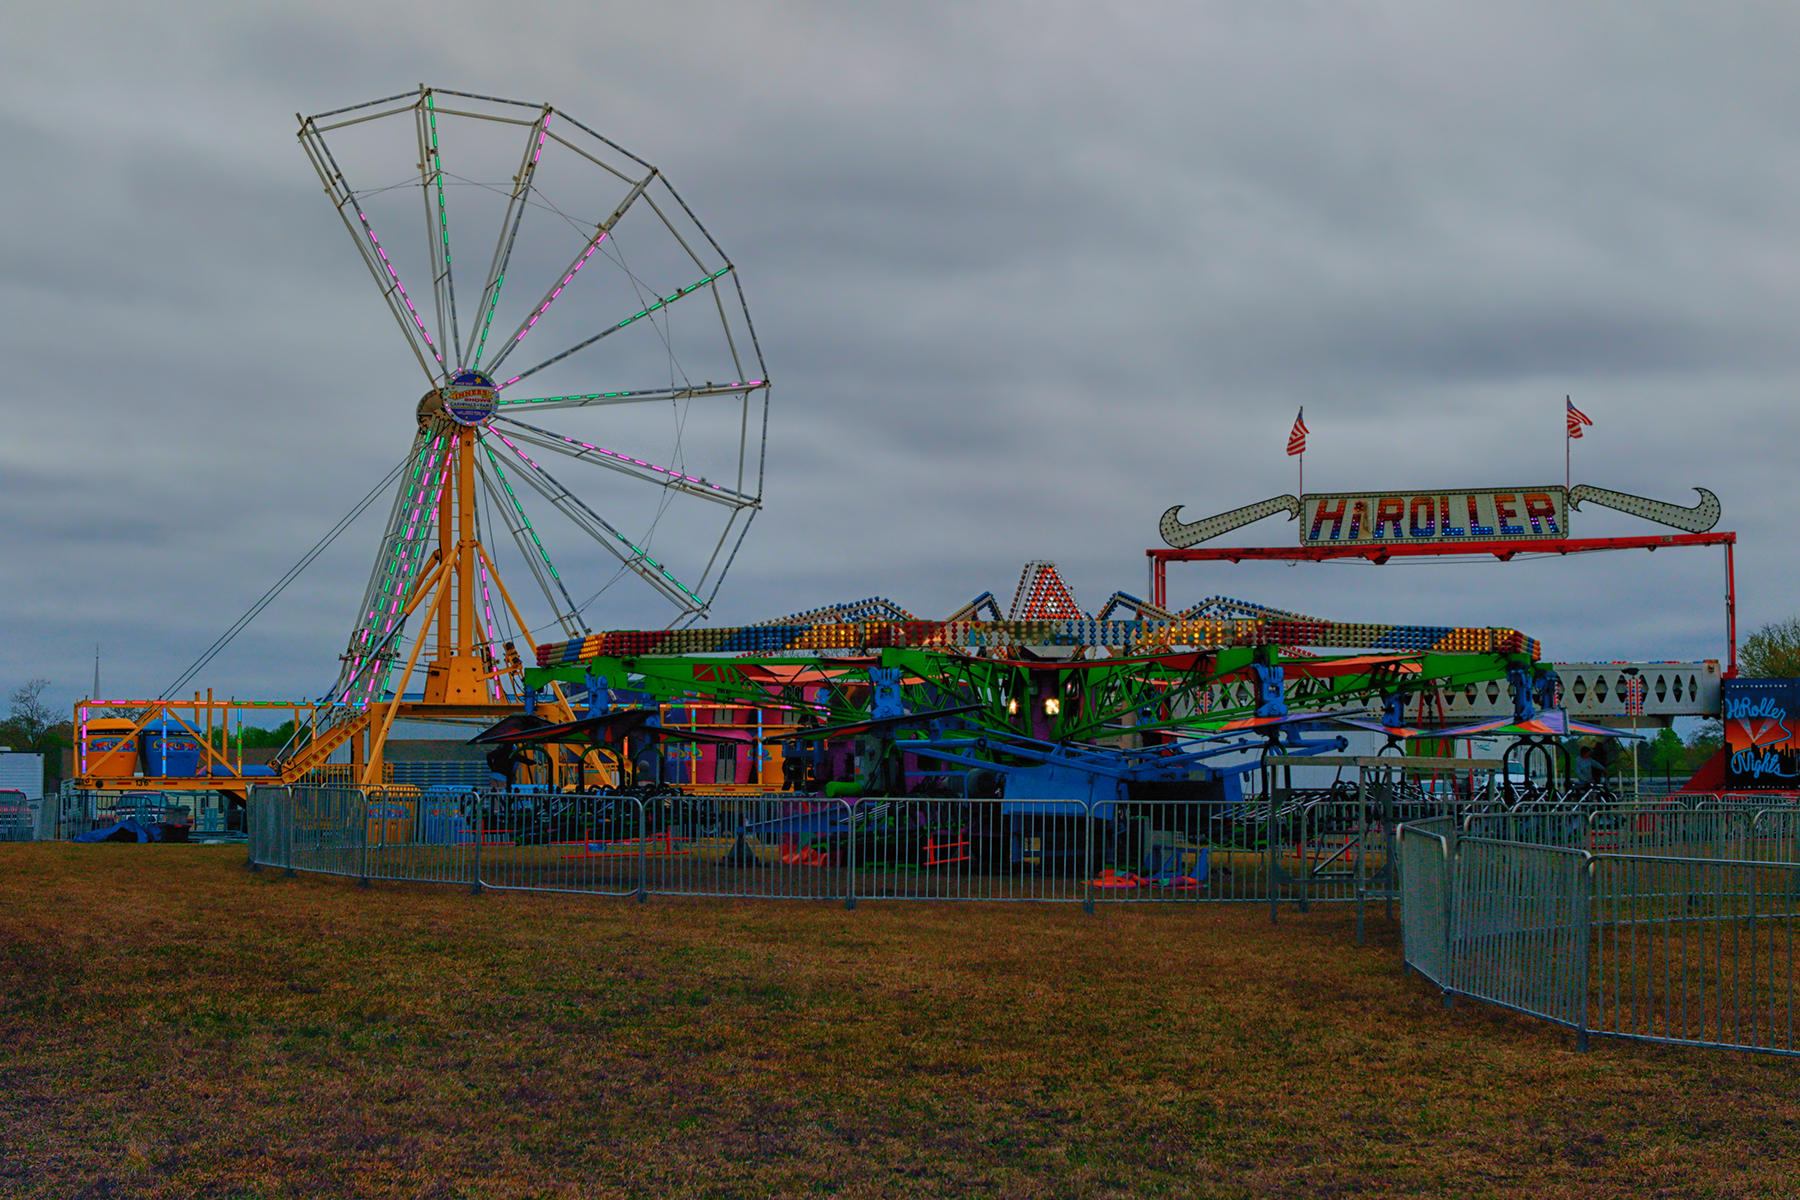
[{"left": 417, "top": 369, "right": 498, "bottom": 429}]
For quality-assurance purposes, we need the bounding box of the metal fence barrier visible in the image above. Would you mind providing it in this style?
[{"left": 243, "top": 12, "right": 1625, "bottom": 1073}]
[
  {"left": 1450, "top": 836, "right": 1593, "bottom": 1041},
  {"left": 1397, "top": 817, "right": 1456, "bottom": 989},
  {"left": 1398, "top": 799, "right": 1800, "bottom": 1057},
  {"left": 246, "top": 783, "right": 1461, "bottom": 914}
]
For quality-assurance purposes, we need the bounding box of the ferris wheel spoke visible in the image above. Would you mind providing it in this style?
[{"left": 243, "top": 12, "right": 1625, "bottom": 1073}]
[
  {"left": 495, "top": 379, "right": 769, "bottom": 414},
  {"left": 475, "top": 437, "right": 589, "bottom": 637},
  {"left": 359, "top": 435, "right": 452, "bottom": 696},
  {"left": 342, "top": 434, "right": 440, "bottom": 664},
  {"left": 493, "top": 265, "right": 734, "bottom": 390},
  {"left": 489, "top": 431, "right": 707, "bottom": 615},
  {"left": 299, "top": 120, "right": 448, "bottom": 383},
  {"left": 418, "top": 89, "right": 463, "bottom": 368},
  {"left": 475, "top": 472, "right": 586, "bottom": 643},
  {"left": 334, "top": 430, "right": 452, "bottom": 704},
  {"left": 493, "top": 416, "right": 761, "bottom": 509},
  {"left": 695, "top": 506, "right": 759, "bottom": 604},
  {"left": 483, "top": 171, "right": 655, "bottom": 376},
  {"left": 469, "top": 106, "right": 552, "bottom": 371}
]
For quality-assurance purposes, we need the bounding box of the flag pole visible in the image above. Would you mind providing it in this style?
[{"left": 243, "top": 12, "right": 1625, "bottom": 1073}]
[
  {"left": 1564, "top": 394, "right": 1571, "bottom": 493},
  {"left": 1287, "top": 406, "right": 1308, "bottom": 507}
]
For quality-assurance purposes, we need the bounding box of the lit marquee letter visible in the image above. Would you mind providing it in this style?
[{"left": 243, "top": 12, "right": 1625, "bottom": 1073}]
[
  {"left": 1438, "top": 495, "right": 1465, "bottom": 538},
  {"left": 1309, "top": 497, "right": 1348, "bottom": 541},
  {"left": 1523, "top": 492, "right": 1560, "bottom": 536},
  {"left": 1408, "top": 496, "right": 1435, "bottom": 538},
  {"left": 1373, "top": 497, "right": 1407, "bottom": 540},
  {"left": 1466, "top": 494, "right": 1496, "bottom": 538},
  {"left": 1493, "top": 493, "right": 1525, "bottom": 536}
]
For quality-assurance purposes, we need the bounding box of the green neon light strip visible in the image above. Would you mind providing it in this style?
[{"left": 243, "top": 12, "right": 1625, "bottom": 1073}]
[
  {"left": 367, "top": 436, "right": 453, "bottom": 701},
  {"left": 617, "top": 267, "right": 731, "bottom": 331},
  {"left": 480, "top": 438, "right": 568, "bottom": 586},
  {"left": 361, "top": 432, "right": 446, "bottom": 644},
  {"left": 472, "top": 272, "right": 504, "bottom": 367},
  {"left": 496, "top": 379, "right": 768, "bottom": 409},
  {"left": 353, "top": 433, "right": 441, "bottom": 645},
  {"left": 496, "top": 266, "right": 735, "bottom": 390},
  {"left": 340, "top": 431, "right": 446, "bottom": 704},
  {"left": 493, "top": 432, "right": 704, "bottom": 608},
  {"left": 426, "top": 94, "right": 458, "bottom": 364}
]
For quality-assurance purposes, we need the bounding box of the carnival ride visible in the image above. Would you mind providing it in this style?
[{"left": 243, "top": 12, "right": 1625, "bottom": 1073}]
[
  {"left": 74, "top": 86, "right": 770, "bottom": 795},
  {"left": 456, "top": 565, "right": 1541, "bottom": 851}
]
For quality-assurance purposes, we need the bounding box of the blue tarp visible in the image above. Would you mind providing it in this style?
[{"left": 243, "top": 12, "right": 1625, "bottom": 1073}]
[{"left": 74, "top": 818, "right": 163, "bottom": 844}]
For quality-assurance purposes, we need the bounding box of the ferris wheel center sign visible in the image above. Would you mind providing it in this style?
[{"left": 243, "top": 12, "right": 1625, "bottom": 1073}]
[
  {"left": 1303, "top": 487, "right": 1566, "bottom": 545},
  {"left": 443, "top": 370, "right": 498, "bottom": 426}
]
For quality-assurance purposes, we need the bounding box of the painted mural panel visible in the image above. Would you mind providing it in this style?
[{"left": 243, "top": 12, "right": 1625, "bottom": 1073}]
[{"left": 1722, "top": 678, "right": 1800, "bottom": 790}]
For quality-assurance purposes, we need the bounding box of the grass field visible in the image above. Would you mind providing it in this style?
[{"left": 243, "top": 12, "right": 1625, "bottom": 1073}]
[{"left": 3, "top": 845, "right": 1798, "bottom": 1198}]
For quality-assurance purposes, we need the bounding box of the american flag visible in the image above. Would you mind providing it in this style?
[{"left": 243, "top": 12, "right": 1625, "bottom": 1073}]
[
  {"left": 1286, "top": 408, "right": 1308, "bottom": 456},
  {"left": 1566, "top": 397, "right": 1593, "bottom": 439}
]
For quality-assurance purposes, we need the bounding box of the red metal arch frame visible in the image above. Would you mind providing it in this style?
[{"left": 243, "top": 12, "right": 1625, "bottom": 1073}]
[{"left": 1148, "top": 531, "right": 1739, "bottom": 676}]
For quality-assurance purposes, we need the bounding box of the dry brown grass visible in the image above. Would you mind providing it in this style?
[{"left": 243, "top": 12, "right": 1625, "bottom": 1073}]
[{"left": 3, "top": 843, "right": 1798, "bottom": 1199}]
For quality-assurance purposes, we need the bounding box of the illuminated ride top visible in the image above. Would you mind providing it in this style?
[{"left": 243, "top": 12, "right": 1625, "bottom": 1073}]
[{"left": 501, "top": 566, "right": 1558, "bottom": 808}]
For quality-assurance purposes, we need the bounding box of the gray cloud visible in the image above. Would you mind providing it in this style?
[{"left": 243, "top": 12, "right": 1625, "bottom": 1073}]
[{"left": 3, "top": 1, "right": 1796, "bottom": 721}]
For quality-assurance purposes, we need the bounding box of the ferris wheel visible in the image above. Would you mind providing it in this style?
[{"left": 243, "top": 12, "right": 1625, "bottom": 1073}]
[{"left": 297, "top": 87, "right": 769, "bottom": 710}]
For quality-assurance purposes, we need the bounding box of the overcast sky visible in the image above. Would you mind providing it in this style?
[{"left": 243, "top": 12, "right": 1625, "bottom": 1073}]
[{"left": 4, "top": 2, "right": 1797, "bottom": 723}]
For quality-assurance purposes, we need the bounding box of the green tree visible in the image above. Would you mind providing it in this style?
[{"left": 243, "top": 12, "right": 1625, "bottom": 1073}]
[
  {"left": 1688, "top": 718, "right": 1722, "bottom": 750},
  {"left": 1647, "top": 727, "right": 1686, "bottom": 781},
  {"left": 3, "top": 679, "right": 52, "bottom": 745},
  {"left": 2, "top": 679, "right": 72, "bottom": 793},
  {"left": 1740, "top": 618, "right": 1800, "bottom": 678},
  {"left": 228, "top": 722, "right": 297, "bottom": 750}
]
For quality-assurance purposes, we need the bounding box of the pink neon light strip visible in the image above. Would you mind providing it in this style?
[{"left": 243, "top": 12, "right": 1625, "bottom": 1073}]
[
  {"left": 528, "top": 426, "right": 730, "bottom": 493},
  {"left": 533, "top": 113, "right": 551, "bottom": 165},
  {"left": 359, "top": 212, "right": 444, "bottom": 365},
  {"left": 365, "top": 441, "right": 453, "bottom": 703},
  {"left": 340, "top": 434, "right": 450, "bottom": 704},
  {"left": 475, "top": 554, "right": 504, "bottom": 701},
  {"left": 512, "top": 233, "right": 608, "bottom": 350}
]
